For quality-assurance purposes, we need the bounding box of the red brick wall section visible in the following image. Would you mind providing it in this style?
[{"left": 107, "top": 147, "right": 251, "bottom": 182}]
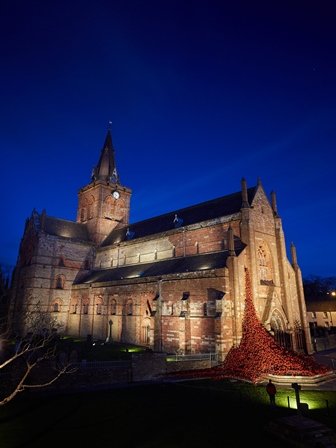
[{"left": 169, "top": 221, "right": 240, "bottom": 257}]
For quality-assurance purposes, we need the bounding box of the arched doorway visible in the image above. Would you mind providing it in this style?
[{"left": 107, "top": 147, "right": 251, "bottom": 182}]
[
  {"left": 270, "top": 310, "right": 292, "bottom": 350},
  {"left": 141, "top": 318, "right": 152, "bottom": 346}
]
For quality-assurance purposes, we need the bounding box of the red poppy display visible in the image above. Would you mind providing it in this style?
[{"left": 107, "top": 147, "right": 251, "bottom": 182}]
[{"left": 170, "top": 268, "right": 330, "bottom": 384}]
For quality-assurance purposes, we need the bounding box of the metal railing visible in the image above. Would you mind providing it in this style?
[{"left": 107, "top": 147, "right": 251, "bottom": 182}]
[{"left": 167, "top": 352, "right": 219, "bottom": 365}]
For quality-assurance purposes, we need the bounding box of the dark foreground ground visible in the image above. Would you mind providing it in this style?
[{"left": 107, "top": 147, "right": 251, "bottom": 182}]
[{"left": 1, "top": 378, "right": 336, "bottom": 448}]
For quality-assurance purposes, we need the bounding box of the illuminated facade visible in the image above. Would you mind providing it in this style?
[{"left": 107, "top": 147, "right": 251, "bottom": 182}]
[{"left": 10, "top": 131, "right": 313, "bottom": 359}]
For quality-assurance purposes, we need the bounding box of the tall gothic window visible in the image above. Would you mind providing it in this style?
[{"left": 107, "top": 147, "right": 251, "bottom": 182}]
[
  {"left": 258, "top": 246, "right": 267, "bottom": 280},
  {"left": 87, "top": 195, "right": 95, "bottom": 220},
  {"left": 257, "top": 245, "right": 273, "bottom": 285},
  {"left": 55, "top": 275, "right": 64, "bottom": 289},
  {"left": 142, "top": 324, "right": 150, "bottom": 344},
  {"left": 103, "top": 195, "right": 114, "bottom": 219},
  {"left": 80, "top": 197, "right": 87, "bottom": 222}
]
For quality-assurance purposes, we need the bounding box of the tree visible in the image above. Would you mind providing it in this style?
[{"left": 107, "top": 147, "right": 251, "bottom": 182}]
[
  {"left": 0, "top": 303, "right": 76, "bottom": 406},
  {"left": 303, "top": 275, "right": 336, "bottom": 300}
]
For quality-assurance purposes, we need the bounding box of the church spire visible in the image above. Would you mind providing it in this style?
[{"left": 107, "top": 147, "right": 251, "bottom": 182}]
[{"left": 92, "top": 129, "right": 119, "bottom": 184}]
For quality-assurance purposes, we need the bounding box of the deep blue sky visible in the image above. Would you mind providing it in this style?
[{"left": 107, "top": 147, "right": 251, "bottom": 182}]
[{"left": 1, "top": 0, "right": 335, "bottom": 279}]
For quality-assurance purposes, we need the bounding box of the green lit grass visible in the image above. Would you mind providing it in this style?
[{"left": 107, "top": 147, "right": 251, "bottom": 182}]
[
  {"left": 180, "top": 378, "right": 336, "bottom": 433},
  {"left": 1, "top": 379, "right": 335, "bottom": 448},
  {"left": 57, "top": 337, "right": 147, "bottom": 360}
]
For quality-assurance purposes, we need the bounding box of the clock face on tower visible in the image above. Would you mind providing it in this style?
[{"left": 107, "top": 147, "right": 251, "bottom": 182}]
[{"left": 112, "top": 190, "right": 120, "bottom": 199}]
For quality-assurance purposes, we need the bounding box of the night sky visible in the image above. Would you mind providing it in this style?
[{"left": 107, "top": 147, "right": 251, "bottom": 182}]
[{"left": 1, "top": 1, "right": 335, "bottom": 279}]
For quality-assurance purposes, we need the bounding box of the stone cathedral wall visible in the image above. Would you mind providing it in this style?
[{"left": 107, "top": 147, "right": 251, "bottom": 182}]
[
  {"left": 95, "top": 218, "right": 241, "bottom": 269},
  {"left": 16, "top": 233, "right": 94, "bottom": 333},
  {"left": 69, "top": 271, "right": 236, "bottom": 356},
  {"left": 11, "top": 181, "right": 310, "bottom": 357}
]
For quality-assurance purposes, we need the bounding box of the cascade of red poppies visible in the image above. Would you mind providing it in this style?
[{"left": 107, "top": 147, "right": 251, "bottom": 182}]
[
  {"left": 170, "top": 267, "right": 330, "bottom": 383},
  {"left": 217, "top": 267, "right": 330, "bottom": 383}
]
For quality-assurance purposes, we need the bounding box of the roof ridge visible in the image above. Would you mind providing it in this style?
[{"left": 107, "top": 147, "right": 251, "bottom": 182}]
[
  {"left": 129, "top": 186, "right": 257, "bottom": 228},
  {"left": 94, "top": 248, "right": 233, "bottom": 271},
  {"left": 77, "top": 248, "right": 246, "bottom": 285},
  {"left": 45, "top": 215, "right": 86, "bottom": 226}
]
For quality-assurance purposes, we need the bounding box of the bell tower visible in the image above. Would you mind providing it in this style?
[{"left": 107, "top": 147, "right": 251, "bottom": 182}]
[{"left": 77, "top": 129, "right": 132, "bottom": 244}]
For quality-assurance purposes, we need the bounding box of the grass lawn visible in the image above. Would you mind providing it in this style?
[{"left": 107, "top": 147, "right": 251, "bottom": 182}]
[
  {"left": 57, "top": 337, "right": 148, "bottom": 361},
  {"left": 1, "top": 378, "right": 336, "bottom": 448}
]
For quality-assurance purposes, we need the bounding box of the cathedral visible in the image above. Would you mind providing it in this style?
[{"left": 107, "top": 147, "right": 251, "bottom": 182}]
[{"left": 10, "top": 130, "right": 313, "bottom": 359}]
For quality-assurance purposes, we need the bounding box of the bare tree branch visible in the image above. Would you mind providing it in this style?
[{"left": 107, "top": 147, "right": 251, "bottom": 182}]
[{"left": 0, "top": 303, "right": 76, "bottom": 406}]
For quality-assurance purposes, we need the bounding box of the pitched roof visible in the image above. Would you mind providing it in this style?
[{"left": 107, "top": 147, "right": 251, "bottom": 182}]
[
  {"left": 76, "top": 244, "right": 245, "bottom": 285},
  {"left": 102, "top": 186, "right": 257, "bottom": 246},
  {"left": 43, "top": 216, "right": 90, "bottom": 241}
]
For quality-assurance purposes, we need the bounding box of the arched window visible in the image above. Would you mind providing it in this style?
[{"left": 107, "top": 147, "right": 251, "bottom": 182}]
[
  {"left": 72, "top": 302, "right": 78, "bottom": 314},
  {"left": 110, "top": 299, "right": 117, "bottom": 315},
  {"left": 95, "top": 296, "right": 103, "bottom": 315},
  {"left": 55, "top": 275, "right": 64, "bottom": 289},
  {"left": 126, "top": 299, "right": 133, "bottom": 315},
  {"left": 83, "top": 302, "right": 89, "bottom": 314},
  {"left": 87, "top": 195, "right": 95, "bottom": 220},
  {"left": 52, "top": 298, "right": 62, "bottom": 313},
  {"left": 103, "top": 195, "right": 114, "bottom": 219},
  {"left": 80, "top": 208, "right": 86, "bottom": 222}
]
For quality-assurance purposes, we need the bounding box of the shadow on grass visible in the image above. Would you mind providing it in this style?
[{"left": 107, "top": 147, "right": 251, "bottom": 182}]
[{"left": 1, "top": 379, "right": 335, "bottom": 448}]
